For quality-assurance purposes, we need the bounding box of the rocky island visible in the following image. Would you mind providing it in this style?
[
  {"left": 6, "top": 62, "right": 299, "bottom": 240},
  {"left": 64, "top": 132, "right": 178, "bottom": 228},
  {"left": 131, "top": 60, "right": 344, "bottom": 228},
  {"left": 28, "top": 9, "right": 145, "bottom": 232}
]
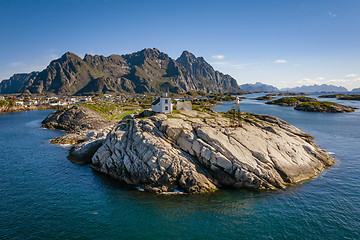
[
  {"left": 266, "top": 97, "right": 356, "bottom": 113},
  {"left": 266, "top": 96, "right": 318, "bottom": 106},
  {"left": 319, "top": 94, "right": 360, "bottom": 101},
  {"left": 43, "top": 104, "right": 335, "bottom": 193},
  {"left": 294, "top": 101, "right": 356, "bottom": 113}
]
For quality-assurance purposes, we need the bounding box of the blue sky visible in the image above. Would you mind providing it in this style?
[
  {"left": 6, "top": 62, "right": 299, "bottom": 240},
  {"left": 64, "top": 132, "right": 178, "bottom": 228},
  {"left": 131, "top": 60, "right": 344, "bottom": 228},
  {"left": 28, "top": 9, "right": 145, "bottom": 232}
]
[{"left": 1, "top": 0, "right": 360, "bottom": 90}]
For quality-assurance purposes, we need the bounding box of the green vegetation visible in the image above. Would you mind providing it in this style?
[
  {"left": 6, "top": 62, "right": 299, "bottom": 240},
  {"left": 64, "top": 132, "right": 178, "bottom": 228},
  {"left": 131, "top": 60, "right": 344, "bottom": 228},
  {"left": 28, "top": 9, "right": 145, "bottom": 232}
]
[
  {"left": 338, "top": 95, "right": 360, "bottom": 101},
  {"left": 319, "top": 94, "right": 360, "bottom": 101},
  {"left": 81, "top": 101, "right": 139, "bottom": 120},
  {"left": 81, "top": 101, "right": 120, "bottom": 114},
  {"left": 318, "top": 94, "right": 345, "bottom": 98},
  {"left": 0, "top": 99, "right": 15, "bottom": 108},
  {"left": 266, "top": 96, "right": 318, "bottom": 106},
  {"left": 297, "top": 101, "right": 341, "bottom": 108},
  {"left": 172, "top": 109, "right": 181, "bottom": 114},
  {"left": 294, "top": 101, "right": 356, "bottom": 112},
  {"left": 118, "top": 110, "right": 138, "bottom": 119},
  {"left": 167, "top": 115, "right": 182, "bottom": 119},
  {"left": 221, "top": 111, "right": 261, "bottom": 123}
]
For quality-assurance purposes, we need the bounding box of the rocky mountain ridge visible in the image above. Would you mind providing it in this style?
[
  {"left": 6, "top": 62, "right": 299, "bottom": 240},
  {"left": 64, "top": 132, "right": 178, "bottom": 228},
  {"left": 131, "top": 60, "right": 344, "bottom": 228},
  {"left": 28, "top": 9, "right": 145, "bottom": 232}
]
[
  {"left": 282, "top": 84, "right": 348, "bottom": 93},
  {"left": 0, "top": 48, "right": 244, "bottom": 95},
  {"left": 240, "top": 82, "right": 280, "bottom": 93}
]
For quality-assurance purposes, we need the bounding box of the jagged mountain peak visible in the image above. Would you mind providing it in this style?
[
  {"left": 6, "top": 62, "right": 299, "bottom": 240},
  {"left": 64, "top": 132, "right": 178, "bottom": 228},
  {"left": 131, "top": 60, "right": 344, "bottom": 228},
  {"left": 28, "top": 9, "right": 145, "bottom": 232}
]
[
  {"left": 0, "top": 48, "right": 244, "bottom": 95},
  {"left": 177, "top": 50, "right": 198, "bottom": 63},
  {"left": 61, "top": 52, "right": 81, "bottom": 60}
]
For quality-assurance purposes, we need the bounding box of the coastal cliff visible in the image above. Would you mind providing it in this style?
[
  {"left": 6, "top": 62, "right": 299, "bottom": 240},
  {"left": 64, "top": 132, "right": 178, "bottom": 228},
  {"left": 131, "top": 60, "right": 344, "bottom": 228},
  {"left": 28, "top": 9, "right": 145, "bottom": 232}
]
[{"left": 90, "top": 110, "right": 334, "bottom": 193}]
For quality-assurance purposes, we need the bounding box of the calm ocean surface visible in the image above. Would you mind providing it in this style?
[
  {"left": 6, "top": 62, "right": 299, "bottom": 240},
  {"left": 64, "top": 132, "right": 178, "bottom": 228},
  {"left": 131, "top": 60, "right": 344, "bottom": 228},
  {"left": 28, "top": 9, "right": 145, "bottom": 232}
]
[{"left": 1, "top": 94, "right": 359, "bottom": 239}]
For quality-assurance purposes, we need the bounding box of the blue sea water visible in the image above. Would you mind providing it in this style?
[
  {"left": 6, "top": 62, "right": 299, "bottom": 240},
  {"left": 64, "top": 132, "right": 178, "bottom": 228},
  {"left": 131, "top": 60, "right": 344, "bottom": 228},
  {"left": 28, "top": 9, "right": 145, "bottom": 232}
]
[{"left": 0, "top": 94, "right": 359, "bottom": 239}]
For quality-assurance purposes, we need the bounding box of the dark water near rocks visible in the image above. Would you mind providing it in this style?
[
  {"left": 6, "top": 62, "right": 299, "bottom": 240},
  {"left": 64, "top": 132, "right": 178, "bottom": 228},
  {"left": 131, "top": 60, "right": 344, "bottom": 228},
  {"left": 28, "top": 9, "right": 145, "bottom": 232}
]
[{"left": 1, "top": 94, "right": 359, "bottom": 239}]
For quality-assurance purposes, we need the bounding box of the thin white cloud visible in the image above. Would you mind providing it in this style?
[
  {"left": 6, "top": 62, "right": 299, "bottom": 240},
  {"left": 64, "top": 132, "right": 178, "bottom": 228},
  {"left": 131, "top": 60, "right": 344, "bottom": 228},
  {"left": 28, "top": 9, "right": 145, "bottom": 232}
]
[
  {"left": 10, "top": 62, "right": 24, "bottom": 67},
  {"left": 212, "top": 55, "right": 225, "bottom": 60},
  {"left": 328, "top": 12, "right": 336, "bottom": 18},
  {"left": 232, "top": 64, "right": 246, "bottom": 70},
  {"left": 275, "top": 59, "right": 287, "bottom": 63},
  {"left": 329, "top": 78, "right": 360, "bottom": 83},
  {"left": 294, "top": 63, "right": 302, "bottom": 67},
  {"left": 345, "top": 74, "right": 358, "bottom": 78},
  {"left": 211, "top": 61, "right": 228, "bottom": 66}
]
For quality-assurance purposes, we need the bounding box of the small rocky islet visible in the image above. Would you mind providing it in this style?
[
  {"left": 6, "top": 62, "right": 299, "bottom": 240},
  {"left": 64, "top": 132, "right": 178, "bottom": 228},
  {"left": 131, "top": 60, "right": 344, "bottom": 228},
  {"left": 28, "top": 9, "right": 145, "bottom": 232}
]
[
  {"left": 319, "top": 94, "right": 360, "bottom": 101},
  {"left": 265, "top": 96, "right": 356, "bottom": 113},
  {"left": 42, "top": 103, "right": 335, "bottom": 193}
]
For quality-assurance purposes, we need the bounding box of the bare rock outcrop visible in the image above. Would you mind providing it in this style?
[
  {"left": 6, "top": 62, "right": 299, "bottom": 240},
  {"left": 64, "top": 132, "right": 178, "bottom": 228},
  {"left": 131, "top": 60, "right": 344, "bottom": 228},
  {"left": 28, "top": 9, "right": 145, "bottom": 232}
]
[
  {"left": 41, "top": 104, "right": 116, "bottom": 164},
  {"left": 91, "top": 111, "right": 334, "bottom": 193},
  {"left": 68, "top": 127, "right": 113, "bottom": 165},
  {"left": 41, "top": 105, "right": 114, "bottom": 132}
]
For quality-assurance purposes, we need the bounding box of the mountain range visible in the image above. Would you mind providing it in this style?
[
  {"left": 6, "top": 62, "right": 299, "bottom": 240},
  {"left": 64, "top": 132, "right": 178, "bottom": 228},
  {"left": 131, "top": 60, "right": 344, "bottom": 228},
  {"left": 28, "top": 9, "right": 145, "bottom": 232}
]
[
  {"left": 0, "top": 48, "right": 244, "bottom": 95},
  {"left": 240, "top": 82, "right": 280, "bottom": 92},
  {"left": 281, "top": 84, "right": 348, "bottom": 93}
]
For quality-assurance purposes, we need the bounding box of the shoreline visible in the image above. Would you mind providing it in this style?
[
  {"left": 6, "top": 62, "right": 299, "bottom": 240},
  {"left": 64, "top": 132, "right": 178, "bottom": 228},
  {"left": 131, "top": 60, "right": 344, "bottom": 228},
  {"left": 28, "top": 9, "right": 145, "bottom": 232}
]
[{"left": 0, "top": 105, "right": 59, "bottom": 114}]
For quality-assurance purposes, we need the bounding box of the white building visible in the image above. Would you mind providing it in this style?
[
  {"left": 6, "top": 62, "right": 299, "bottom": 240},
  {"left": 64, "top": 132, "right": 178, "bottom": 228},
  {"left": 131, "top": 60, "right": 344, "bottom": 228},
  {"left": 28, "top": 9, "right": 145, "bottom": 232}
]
[{"left": 151, "top": 93, "right": 173, "bottom": 113}]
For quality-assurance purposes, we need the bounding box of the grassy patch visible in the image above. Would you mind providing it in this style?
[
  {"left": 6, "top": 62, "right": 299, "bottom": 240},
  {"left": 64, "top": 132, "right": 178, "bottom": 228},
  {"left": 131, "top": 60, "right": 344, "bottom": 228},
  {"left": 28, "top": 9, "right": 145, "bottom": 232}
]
[
  {"left": 267, "top": 96, "right": 317, "bottom": 106},
  {"left": 81, "top": 101, "right": 139, "bottom": 120},
  {"left": 297, "top": 101, "right": 340, "bottom": 108},
  {"left": 118, "top": 109, "right": 138, "bottom": 119},
  {"left": 81, "top": 101, "right": 120, "bottom": 114},
  {"left": 167, "top": 115, "right": 182, "bottom": 119},
  {"left": 0, "top": 99, "right": 14, "bottom": 108}
]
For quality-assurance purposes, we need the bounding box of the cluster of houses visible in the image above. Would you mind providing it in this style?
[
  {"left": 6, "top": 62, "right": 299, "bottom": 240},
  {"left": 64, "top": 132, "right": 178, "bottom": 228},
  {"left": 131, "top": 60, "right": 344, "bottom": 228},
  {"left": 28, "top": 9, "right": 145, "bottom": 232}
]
[
  {"left": 1, "top": 92, "right": 240, "bottom": 114},
  {"left": 1, "top": 96, "right": 93, "bottom": 107}
]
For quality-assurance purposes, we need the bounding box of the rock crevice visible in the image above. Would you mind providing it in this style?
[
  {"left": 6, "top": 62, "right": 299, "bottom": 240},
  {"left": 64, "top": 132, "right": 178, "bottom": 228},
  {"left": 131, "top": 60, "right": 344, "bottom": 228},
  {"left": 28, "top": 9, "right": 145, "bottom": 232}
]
[{"left": 91, "top": 112, "right": 334, "bottom": 193}]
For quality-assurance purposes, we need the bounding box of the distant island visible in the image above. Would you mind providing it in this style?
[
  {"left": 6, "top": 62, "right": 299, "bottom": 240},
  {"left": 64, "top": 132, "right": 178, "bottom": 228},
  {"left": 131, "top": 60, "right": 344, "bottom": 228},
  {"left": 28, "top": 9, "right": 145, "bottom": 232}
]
[{"left": 319, "top": 94, "right": 360, "bottom": 101}]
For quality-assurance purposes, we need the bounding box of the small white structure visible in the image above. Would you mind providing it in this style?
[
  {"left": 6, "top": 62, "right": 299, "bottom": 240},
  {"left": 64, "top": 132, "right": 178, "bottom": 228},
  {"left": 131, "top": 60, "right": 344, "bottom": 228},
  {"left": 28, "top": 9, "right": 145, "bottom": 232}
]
[
  {"left": 152, "top": 93, "right": 173, "bottom": 113},
  {"left": 0, "top": 96, "right": 5, "bottom": 100},
  {"left": 233, "top": 96, "right": 241, "bottom": 111}
]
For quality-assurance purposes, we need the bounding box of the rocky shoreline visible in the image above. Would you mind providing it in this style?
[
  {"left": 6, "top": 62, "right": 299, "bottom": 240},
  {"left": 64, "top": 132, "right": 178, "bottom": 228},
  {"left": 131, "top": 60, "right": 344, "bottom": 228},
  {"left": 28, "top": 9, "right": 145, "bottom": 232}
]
[
  {"left": 0, "top": 104, "right": 58, "bottom": 113},
  {"left": 42, "top": 106, "right": 335, "bottom": 194}
]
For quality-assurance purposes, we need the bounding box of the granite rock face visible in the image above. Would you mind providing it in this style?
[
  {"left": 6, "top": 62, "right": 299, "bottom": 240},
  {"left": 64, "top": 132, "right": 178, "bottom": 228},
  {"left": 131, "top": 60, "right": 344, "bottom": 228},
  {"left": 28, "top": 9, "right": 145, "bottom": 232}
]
[
  {"left": 41, "top": 105, "right": 116, "bottom": 164},
  {"left": 91, "top": 111, "right": 334, "bottom": 193},
  {"left": 0, "top": 71, "right": 39, "bottom": 94},
  {"left": 68, "top": 127, "right": 114, "bottom": 165}
]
